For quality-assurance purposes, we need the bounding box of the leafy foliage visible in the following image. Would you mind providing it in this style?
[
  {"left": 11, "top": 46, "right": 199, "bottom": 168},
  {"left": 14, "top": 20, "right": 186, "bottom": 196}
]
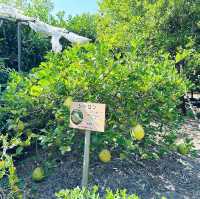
[
  {"left": 0, "top": 0, "right": 54, "bottom": 22},
  {"left": 175, "top": 45, "right": 200, "bottom": 91},
  {"left": 24, "top": 0, "right": 54, "bottom": 22},
  {"left": 66, "top": 14, "right": 97, "bottom": 41},
  {"left": 0, "top": 43, "right": 187, "bottom": 156},
  {"left": 0, "top": 0, "right": 95, "bottom": 73},
  {"left": 160, "top": 0, "right": 200, "bottom": 92},
  {"left": 0, "top": 20, "right": 51, "bottom": 71},
  {"left": 97, "top": 0, "right": 200, "bottom": 91},
  {"left": 51, "top": 12, "right": 97, "bottom": 41},
  {"left": 0, "top": 135, "right": 28, "bottom": 199},
  {"left": 0, "top": 0, "right": 197, "bottom": 197},
  {"left": 55, "top": 186, "right": 140, "bottom": 199},
  {"left": 0, "top": 0, "right": 54, "bottom": 72},
  {"left": 0, "top": 64, "right": 11, "bottom": 91}
]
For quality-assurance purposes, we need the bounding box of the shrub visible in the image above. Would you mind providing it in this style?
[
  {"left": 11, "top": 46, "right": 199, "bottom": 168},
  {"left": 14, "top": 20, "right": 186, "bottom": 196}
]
[
  {"left": 55, "top": 186, "right": 140, "bottom": 199},
  {"left": 0, "top": 43, "right": 188, "bottom": 156}
]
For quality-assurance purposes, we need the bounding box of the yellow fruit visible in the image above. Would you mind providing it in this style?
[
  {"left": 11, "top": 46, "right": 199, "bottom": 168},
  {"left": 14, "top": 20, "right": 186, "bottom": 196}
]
[
  {"left": 64, "top": 96, "right": 73, "bottom": 108},
  {"left": 26, "top": 129, "right": 33, "bottom": 136},
  {"left": 32, "top": 167, "right": 45, "bottom": 182},
  {"left": 141, "top": 153, "right": 149, "bottom": 160},
  {"left": 0, "top": 160, "right": 5, "bottom": 169},
  {"left": 177, "top": 143, "right": 189, "bottom": 155},
  {"left": 99, "top": 149, "right": 111, "bottom": 163},
  {"left": 119, "top": 153, "right": 127, "bottom": 160},
  {"left": 131, "top": 124, "right": 145, "bottom": 141},
  {"left": 17, "top": 120, "right": 24, "bottom": 132},
  {"left": 30, "top": 85, "right": 43, "bottom": 97}
]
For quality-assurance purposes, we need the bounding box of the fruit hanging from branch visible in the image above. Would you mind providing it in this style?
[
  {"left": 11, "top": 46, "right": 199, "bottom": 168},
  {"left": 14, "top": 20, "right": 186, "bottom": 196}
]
[{"left": 131, "top": 124, "right": 145, "bottom": 141}]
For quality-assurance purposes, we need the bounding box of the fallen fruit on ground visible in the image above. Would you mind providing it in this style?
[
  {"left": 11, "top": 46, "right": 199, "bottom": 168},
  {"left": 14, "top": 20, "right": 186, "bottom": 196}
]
[
  {"left": 131, "top": 124, "right": 145, "bottom": 141},
  {"left": 99, "top": 149, "right": 111, "bottom": 163},
  {"left": 119, "top": 152, "right": 127, "bottom": 160},
  {"left": 177, "top": 143, "right": 189, "bottom": 155},
  {"left": 32, "top": 167, "right": 45, "bottom": 182}
]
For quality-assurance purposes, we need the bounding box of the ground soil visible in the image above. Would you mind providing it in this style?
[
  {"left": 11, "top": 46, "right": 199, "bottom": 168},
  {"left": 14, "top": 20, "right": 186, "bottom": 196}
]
[{"left": 1, "top": 118, "right": 200, "bottom": 199}]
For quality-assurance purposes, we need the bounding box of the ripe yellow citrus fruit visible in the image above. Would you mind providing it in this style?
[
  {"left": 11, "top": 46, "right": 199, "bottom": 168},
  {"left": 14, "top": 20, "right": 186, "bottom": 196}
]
[
  {"left": 32, "top": 167, "right": 45, "bottom": 182},
  {"left": 99, "top": 149, "right": 111, "bottom": 163},
  {"left": 0, "top": 160, "right": 5, "bottom": 169},
  {"left": 177, "top": 143, "right": 189, "bottom": 155},
  {"left": 30, "top": 85, "right": 43, "bottom": 97},
  {"left": 63, "top": 96, "right": 73, "bottom": 108},
  {"left": 131, "top": 124, "right": 145, "bottom": 141}
]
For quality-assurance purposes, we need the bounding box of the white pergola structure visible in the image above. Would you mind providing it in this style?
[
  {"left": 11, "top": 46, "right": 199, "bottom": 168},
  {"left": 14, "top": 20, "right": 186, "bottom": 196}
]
[{"left": 0, "top": 4, "right": 91, "bottom": 71}]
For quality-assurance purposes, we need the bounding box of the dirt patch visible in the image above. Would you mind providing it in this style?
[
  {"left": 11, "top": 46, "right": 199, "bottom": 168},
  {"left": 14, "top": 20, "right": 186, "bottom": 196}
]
[
  {"left": 15, "top": 150, "right": 200, "bottom": 199},
  {"left": 178, "top": 118, "right": 200, "bottom": 149}
]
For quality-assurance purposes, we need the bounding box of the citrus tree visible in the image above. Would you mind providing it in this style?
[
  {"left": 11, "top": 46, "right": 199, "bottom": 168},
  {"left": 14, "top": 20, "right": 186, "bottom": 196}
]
[
  {"left": 0, "top": 43, "right": 188, "bottom": 156},
  {"left": 0, "top": 0, "right": 193, "bottom": 196}
]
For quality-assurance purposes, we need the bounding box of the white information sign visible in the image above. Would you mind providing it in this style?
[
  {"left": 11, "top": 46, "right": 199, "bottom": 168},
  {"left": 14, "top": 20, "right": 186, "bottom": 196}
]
[{"left": 70, "top": 102, "right": 106, "bottom": 132}]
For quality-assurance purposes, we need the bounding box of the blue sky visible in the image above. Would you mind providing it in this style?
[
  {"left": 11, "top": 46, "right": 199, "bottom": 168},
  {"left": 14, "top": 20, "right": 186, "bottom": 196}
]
[{"left": 53, "top": 0, "right": 98, "bottom": 16}]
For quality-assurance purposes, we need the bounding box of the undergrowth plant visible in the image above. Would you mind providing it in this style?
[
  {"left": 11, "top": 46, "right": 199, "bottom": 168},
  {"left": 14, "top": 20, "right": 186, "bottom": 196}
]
[{"left": 55, "top": 186, "right": 140, "bottom": 199}]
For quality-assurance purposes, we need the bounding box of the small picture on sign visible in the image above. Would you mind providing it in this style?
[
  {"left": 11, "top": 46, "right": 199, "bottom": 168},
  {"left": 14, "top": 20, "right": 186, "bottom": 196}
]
[
  {"left": 70, "top": 102, "right": 106, "bottom": 132},
  {"left": 71, "top": 109, "right": 84, "bottom": 125}
]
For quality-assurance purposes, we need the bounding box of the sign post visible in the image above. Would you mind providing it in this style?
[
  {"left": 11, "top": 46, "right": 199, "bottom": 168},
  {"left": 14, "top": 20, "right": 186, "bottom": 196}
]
[
  {"left": 82, "top": 130, "right": 91, "bottom": 187},
  {"left": 69, "top": 102, "right": 106, "bottom": 187}
]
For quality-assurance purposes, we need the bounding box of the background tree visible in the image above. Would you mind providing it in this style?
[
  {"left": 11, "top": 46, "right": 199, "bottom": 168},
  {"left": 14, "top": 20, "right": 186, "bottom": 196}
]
[
  {"left": 25, "top": 0, "right": 54, "bottom": 22},
  {"left": 66, "top": 14, "right": 97, "bottom": 41},
  {"left": 51, "top": 12, "right": 97, "bottom": 41},
  {"left": 0, "top": 0, "right": 54, "bottom": 72},
  {"left": 159, "top": 0, "right": 200, "bottom": 93},
  {"left": 97, "top": 0, "right": 200, "bottom": 92},
  {"left": 0, "top": 0, "right": 96, "bottom": 73}
]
